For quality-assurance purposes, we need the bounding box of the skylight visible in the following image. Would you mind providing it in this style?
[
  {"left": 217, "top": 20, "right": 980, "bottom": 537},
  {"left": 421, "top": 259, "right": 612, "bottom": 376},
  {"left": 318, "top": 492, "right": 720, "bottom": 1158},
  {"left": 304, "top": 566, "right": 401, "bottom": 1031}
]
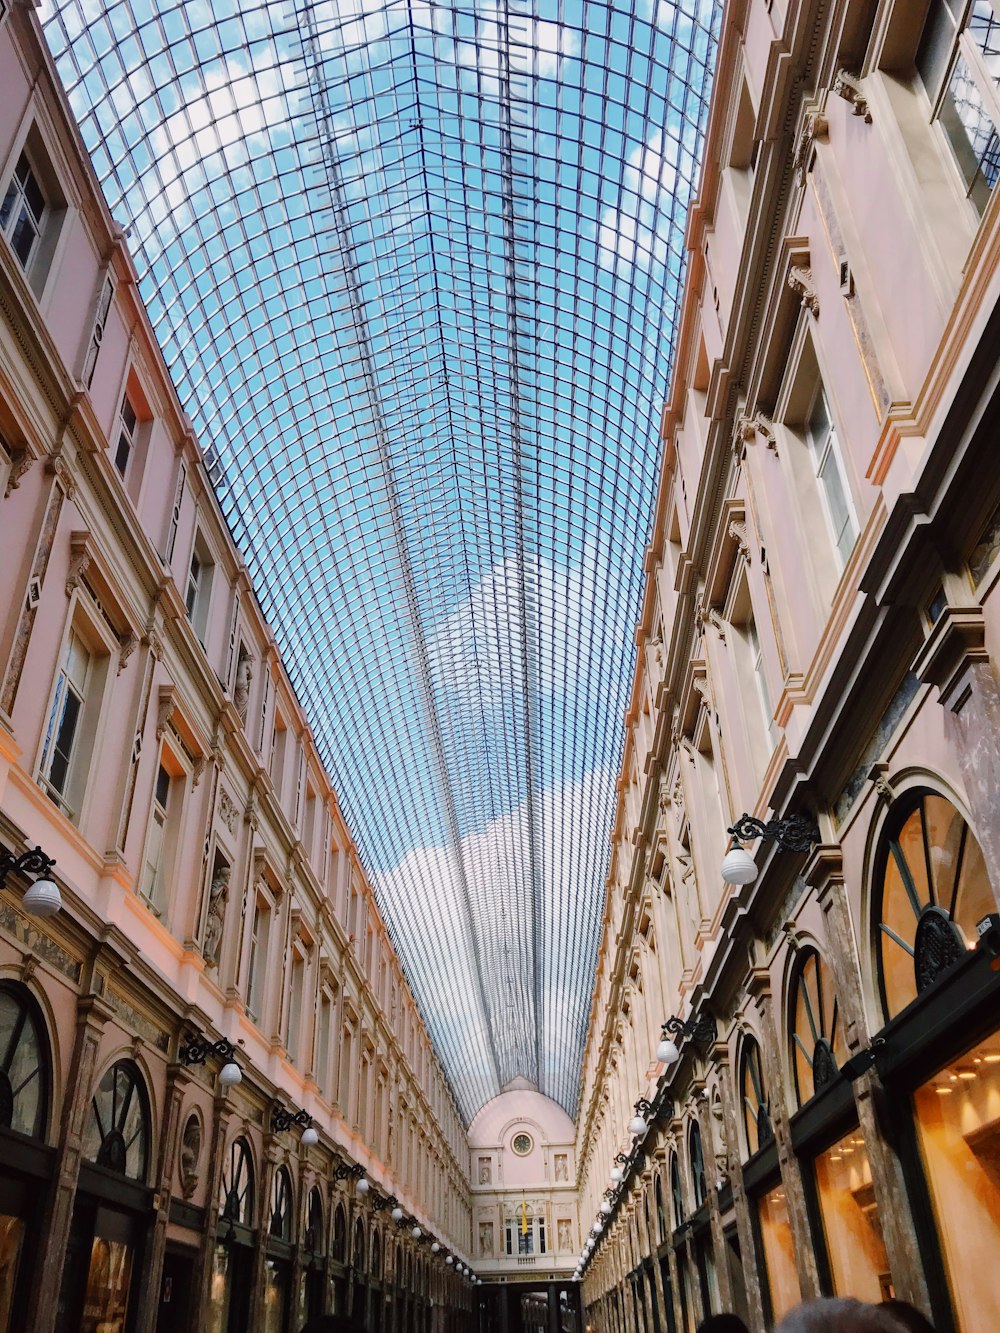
[{"left": 43, "top": 0, "right": 718, "bottom": 1121}]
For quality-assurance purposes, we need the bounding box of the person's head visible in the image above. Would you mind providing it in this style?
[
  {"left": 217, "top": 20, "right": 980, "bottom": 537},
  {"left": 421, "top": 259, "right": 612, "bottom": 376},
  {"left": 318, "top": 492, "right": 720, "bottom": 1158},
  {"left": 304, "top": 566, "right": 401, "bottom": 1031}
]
[
  {"left": 776, "top": 1299, "right": 906, "bottom": 1333},
  {"left": 298, "top": 1317, "right": 366, "bottom": 1333},
  {"left": 879, "top": 1301, "right": 936, "bottom": 1333},
  {"left": 696, "top": 1315, "right": 749, "bottom": 1333}
]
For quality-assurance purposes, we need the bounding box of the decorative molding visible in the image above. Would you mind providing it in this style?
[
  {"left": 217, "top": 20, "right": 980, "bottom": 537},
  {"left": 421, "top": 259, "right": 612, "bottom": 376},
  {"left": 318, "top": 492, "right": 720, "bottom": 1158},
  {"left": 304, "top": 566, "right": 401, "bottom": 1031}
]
[
  {"left": 65, "top": 531, "right": 92, "bottom": 597},
  {"left": 793, "top": 111, "right": 828, "bottom": 184},
  {"left": 45, "top": 452, "right": 76, "bottom": 500},
  {"left": 728, "top": 520, "right": 750, "bottom": 563},
  {"left": 787, "top": 263, "right": 820, "bottom": 317},
  {"left": 831, "top": 69, "right": 871, "bottom": 123},
  {"left": 4, "top": 446, "right": 32, "bottom": 497},
  {"left": 218, "top": 788, "right": 239, "bottom": 835},
  {"left": 156, "top": 685, "right": 176, "bottom": 741},
  {"left": 867, "top": 763, "right": 895, "bottom": 805},
  {"left": 116, "top": 632, "right": 138, "bottom": 675}
]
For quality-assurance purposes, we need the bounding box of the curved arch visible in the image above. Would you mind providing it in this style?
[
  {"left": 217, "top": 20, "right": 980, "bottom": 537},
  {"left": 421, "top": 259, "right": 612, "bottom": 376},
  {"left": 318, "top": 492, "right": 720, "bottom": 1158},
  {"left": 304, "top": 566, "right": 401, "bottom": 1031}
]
[
  {"left": 0, "top": 980, "right": 52, "bottom": 1141},
  {"left": 871, "top": 786, "right": 992, "bottom": 1020},
  {"left": 688, "top": 1119, "right": 706, "bottom": 1209},
  {"left": 333, "top": 1202, "right": 348, "bottom": 1262},
  {"left": 305, "top": 1185, "right": 324, "bottom": 1254},
  {"left": 83, "top": 1058, "right": 151, "bottom": 1182},
  {"left": 788, "top": 947, "right": 846, "bottom": 1108},
  {"left": 270, "top": 1164, "right": 293, "bottom": 1241},
  {"left": 738, "top": 1033, "right": 772, "bottom": 1158},
  {"left": 220, "top": 1135, "right": 256, "bottom": 1225}
]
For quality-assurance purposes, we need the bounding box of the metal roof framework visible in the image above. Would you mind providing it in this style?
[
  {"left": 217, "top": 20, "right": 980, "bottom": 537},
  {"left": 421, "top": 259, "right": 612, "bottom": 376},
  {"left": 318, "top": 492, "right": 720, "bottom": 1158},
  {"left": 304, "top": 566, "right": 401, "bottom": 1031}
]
[{"left": 43, "top": 0, "right": 718, "bottom": 1121}]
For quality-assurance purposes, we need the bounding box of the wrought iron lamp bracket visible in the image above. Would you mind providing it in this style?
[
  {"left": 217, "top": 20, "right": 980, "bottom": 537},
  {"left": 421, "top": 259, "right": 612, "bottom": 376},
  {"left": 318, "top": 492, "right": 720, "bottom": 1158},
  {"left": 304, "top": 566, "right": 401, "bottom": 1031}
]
[
  {"left": 272, "top": 1104, "right": 312, "bottom": 1134},
  {"left": 662, "top": 1014, "right": 716, "bottom": 1044},
  {"left": 180, "top": 1033, "right": 236, "bottom": 1067},
  {"left": 334, "top": 1161, "right": 365, "bottom": 1183},
  {"left": 0, "top": 845, "right": 57, "bottom": 888},
  {"left": 726, "top": 812, "right": 820, "bottom": 853}
]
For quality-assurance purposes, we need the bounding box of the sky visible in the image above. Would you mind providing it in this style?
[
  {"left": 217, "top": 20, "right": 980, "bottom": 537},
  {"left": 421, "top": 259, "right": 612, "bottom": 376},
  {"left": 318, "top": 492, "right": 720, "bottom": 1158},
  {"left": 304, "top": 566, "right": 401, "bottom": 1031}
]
[{"left": 42, "top": 0, "right": 718, "bottom": 1122}]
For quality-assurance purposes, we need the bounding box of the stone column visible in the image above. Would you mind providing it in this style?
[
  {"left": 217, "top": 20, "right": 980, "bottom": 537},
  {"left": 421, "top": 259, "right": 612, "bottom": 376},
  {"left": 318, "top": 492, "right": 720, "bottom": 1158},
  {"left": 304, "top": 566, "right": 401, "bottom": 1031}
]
[
  {"left": 711, "top": 1043, "right": 767, "bottom": 1333},
  {"left": 693, "top": 1085, "right": 732, "bottom": 1313},
  {"left": 192, "top": 1091, "right": 234, "bottom": 1328},
  {"left": 914, "top": 604, "right": 1000, "bottom": 906},
  {"left": 135, "top": 1061, "right": 191, "bottom": 1333},
  {"left": 28, "top": 992, "right": 113, "bottom": 1333},
  {"left": 746, "top": 966, "right": 821, "bottom": 1302},
  {"left": 807, "top": 846, "right": 933, "bottom": 1313}
]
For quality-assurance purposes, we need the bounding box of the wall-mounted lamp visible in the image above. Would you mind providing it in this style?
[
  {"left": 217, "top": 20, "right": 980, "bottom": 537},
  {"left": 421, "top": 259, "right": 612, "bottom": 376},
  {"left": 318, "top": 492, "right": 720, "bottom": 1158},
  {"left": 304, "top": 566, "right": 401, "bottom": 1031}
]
[
  {"left": 272, "top": 1103, "right": 317, "bottom": 1145},
  {"left": 1, "top": 845, "right": 60, "bottom": 917},
  {"left": 629, "top": 1097, "right": 653, "bottom": 1136},
  {"left": 659, "top": 1013, "right": 716, "bottom": 1064},
  {"left": 721, "top": 813, "right": 820, "bottom": 885},
  {"left": 180, "top": 1032, "right": 242, "bottom": 1087},
  {"left": 334, "top": 1162, "right": 367, "bottom": 1191}
]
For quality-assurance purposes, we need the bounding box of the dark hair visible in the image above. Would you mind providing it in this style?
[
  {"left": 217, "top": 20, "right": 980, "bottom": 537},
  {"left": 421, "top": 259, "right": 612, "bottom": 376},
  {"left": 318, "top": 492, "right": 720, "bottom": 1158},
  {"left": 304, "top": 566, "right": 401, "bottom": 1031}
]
[
  {"left": 879, "top": 1301, "right": 936, "bottom": 1333},
  {"left": 299, "top": 1317, "right": 366, "bottom": 1333},
  {"left": 776, "top": 1300, "right": 905, "bottom": 1333},
  {"left": 696, "top": 1316, "right": 750, "bottom": 1333}
]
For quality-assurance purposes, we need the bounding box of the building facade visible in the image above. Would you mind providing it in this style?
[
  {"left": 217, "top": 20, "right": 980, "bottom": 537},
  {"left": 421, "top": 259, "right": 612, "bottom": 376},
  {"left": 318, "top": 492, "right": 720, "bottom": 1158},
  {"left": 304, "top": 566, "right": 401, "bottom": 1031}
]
[
  {"left": 575, "top": 2, "right": 1000, "bottom": 1333},
  {"left": 0, "top": 6, "right": 475, "bottom": 1333}
]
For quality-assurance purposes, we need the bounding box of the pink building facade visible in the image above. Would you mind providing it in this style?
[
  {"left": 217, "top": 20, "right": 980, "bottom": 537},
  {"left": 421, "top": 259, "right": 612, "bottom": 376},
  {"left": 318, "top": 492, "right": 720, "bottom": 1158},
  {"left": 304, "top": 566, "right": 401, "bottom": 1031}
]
[
  {"left": 0, "top": 7, "right": 473, "bottom": 1333},
  {"left": 576, "top": 2, "right": 1000, "bottom": 1332}
]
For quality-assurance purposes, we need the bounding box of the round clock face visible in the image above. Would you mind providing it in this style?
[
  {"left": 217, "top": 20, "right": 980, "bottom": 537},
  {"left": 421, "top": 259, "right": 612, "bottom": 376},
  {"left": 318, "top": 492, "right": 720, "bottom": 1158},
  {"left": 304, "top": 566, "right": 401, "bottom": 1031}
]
[{"left": 511, "top": 1132, "right": 533, "bottom": 1156}]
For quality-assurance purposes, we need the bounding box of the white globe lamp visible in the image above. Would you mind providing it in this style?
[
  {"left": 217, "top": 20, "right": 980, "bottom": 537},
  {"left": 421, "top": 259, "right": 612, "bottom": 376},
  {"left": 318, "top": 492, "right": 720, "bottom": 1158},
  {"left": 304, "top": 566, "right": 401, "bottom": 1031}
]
[
  {"left": 356, "top": 1176, "right": 369, "bottom": 1195},
  {"left": 721, "top": 845, "right": 758, "bottom": 885},
  {"left": 219, "top": 1060, "right": 242, "bottom": 1087},
  {"left": 302, "top": 1125, "right": 319, "bottom": 1147},
  {"left": 22, "top": 876, "right": 62, "bottom": 917},
  {"left": 656, "top": 1037, "right": 680, "bottom": 1065}
]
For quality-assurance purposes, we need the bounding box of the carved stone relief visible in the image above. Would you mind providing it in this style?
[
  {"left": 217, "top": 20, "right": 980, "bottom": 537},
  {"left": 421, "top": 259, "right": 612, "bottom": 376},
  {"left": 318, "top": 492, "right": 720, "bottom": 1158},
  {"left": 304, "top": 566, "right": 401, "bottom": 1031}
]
[{"left": 179, "top": 1113, "right": 201, "bottom": 1199}]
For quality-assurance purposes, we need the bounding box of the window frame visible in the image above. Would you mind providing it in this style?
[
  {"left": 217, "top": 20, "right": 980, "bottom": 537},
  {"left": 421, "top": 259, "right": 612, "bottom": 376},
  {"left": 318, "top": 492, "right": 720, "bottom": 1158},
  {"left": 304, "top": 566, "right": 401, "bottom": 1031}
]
[{"left": 0, "top": 124, "right": 68, "bottom": 300}]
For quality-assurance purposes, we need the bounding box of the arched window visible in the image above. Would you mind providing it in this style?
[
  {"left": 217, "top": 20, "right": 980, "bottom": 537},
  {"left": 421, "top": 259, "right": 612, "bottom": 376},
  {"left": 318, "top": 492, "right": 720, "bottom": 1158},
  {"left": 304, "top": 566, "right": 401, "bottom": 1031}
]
[
  {"left": 221, "top": 1136, "right": 255, "bottom": 1225},
  {"left": 654, "top": 1174, "right": 666, "bottom": 1242},
  {"left": 305, "top": 1186, "right": 324, "bottom": 1254},
  {"left": 270, "top": 1165, "right": 293, "bottom": 1240},
  {"left": 689, "top": 1121, "right": 707, "bottom": 1209},
  {"left": 669, "top": 1152, "right": 684, "bottom": 1230},
  {"left": 740, "top": 1035, "right": 772, "bottom": 1157},
  {"left": 0, "top": 983, "right": 50, "bottom": 1139},
  {"left": 875, "top": 790, "right": 992, "bottom": 1018},
  {"left": 353, "top": 1217, "right": 366, "bottom": 1271},
  {"left": 790, "top": 947, "right": 847, "bottom": 1107},
  {"left": 371, "top": 1227, "right": 382, "bottom": 1278},
  {"left": 84, "top": 1059, "right": 149, "bottom": 1181},
  {"left": 333, "top": 1204, "right": 347, "bottom": 1262}
]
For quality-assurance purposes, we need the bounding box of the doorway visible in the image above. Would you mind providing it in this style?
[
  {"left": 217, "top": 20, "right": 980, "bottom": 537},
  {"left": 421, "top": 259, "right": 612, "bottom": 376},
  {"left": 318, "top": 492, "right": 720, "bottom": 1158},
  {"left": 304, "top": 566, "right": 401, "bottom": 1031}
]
[{"left": 157, "top": 1247, "right": 195, "bottom": 1331}]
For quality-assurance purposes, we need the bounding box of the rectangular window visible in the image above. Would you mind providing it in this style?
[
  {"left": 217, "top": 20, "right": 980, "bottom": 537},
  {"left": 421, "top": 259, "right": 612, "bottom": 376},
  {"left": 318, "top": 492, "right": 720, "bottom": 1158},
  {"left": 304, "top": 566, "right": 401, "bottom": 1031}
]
[
  {"left": 82, "top": 272, "right": 114, "bottom": 389},
  {"left": 185, "top": 537, "right": 213, "bottom": 643},
  {"left": 139, "top": 763, "right": 171, "bottom": 913},
  {"left": 40, "top": 629, "right": 90, "bottom": 812},
  {"left": 185, "top": 553, "right": 201, "bottom": 619},
  {"left": 316, "top": 989, "right": 332, "bottom": 1093},
  {"left": 918, "top": 0, "right": 1000, "bottom": 212},
  {"left": 165, "top": 462, "right": 186, "bottom": 564},
  {"left": 247, "top": 897, "right": 271, "bottom": 1022},
  {"left": 286, "top": 950, "right": 305, "bottom": 1061},
  {"left": 806, "top": 388, "right": 857, "bottom": 566},
  {"left": 814, "top": 1126, "right": 891, "bottom": 1302},
  {"left": 115, "top": 392, "right": 138, "bottom": 479},
  {"left": 0, "top": 151, "right": 45, "bottom": 272}
]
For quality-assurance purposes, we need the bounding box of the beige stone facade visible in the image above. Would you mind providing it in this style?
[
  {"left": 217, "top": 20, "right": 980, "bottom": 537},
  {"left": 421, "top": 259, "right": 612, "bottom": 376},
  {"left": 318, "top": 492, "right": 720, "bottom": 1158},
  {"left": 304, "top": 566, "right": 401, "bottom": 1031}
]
[
  {"left": 575, "top": 2, "right": 1000, "bottom": 1332},
  {"left": 0, "top": 7, "right": 473, "bottom": 1332}
]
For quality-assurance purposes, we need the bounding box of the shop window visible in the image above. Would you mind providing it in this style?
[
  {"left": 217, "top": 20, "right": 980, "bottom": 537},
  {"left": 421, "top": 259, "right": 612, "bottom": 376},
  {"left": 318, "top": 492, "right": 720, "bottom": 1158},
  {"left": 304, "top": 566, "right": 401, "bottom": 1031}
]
[
  {"left": 669, "top": 1152, "right": 684, "bottom": 1230},
  {"left": 913, "top": 1034, "right": 1000, "bottom": 1333},
  {"left": 370, "top": 1228, "right": 381, "bottom": 1279},
  {"left": 305, "top": 1188, "right": 324, "bottom": 1257},
  {"left": 757, "top": 1186, "right": 799, "bottom": 1323},
  {"left": 221, "top": 1136, "right": 255, "bottom": 1225},
  {"left": 875, "top": 790, "right": 993, "bottom": 1019},
  {"left": 353, "top": 1218, "right": 366, "bottom": 1271},
  {"left": 83, "top": 1060, "right": 149, "bottom": 1182},
  {"left": 790, "top": 947, "right": 847, "bottom": 1107},
  {"left": 688, "top": 1122, "right": 707, "bottom": 1209},
  {"left": 814, "top": 1126, "right": 891, "bottom": 1302},
  {"left": 0, "top": 983, "right": 50, "bottom": 1139},
  {"left": 740, "top": 1035, "right": 773, "bottom": 1158},
  {"left": 269, "top": 1167, "right": 293, "bottom": 1241},
  {"left": 917, "top": 0, "right": 1000, "bottom": 213},
  {"left": 333, "top": 1205, "right": 347, "bottom": 1262}
]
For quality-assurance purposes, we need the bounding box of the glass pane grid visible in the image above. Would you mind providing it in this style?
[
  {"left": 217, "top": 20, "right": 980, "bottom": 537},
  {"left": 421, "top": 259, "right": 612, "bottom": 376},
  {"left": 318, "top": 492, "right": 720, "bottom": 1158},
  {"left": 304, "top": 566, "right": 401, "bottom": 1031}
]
[{"left": 42, "top": 0, "right": 719, "bottom": 1121}]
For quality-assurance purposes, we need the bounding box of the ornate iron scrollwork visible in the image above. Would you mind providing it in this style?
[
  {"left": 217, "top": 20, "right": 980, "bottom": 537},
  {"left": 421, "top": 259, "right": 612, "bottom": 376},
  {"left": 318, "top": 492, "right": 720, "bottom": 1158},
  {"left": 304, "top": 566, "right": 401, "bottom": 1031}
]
[
  {"left": 726, "top": 813, "right": 820, "bottom": 853},
  {"left": 812, "top": 1038, "right": 838, "bottom": 1091},
  {"left": 914, "top": 906, "right": 966, "bottom": 992}
]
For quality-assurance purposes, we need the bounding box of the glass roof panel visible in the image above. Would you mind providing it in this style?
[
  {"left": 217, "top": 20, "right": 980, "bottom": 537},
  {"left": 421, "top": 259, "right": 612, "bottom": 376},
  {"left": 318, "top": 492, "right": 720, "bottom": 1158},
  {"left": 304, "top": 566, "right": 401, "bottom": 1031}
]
[{"left": 43, "top": 0, "right": 718, "bottom": 1121}]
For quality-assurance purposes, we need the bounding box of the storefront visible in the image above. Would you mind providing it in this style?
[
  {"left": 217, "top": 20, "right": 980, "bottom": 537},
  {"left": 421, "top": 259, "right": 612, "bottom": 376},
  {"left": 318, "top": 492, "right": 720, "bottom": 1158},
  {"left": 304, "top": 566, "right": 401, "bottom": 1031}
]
[
  {"left": 0, "top": 981, "right": 54, "bottom": 1333},
  {"left": 208, "top": 1135, "right": 256, "bottom": 1333}
]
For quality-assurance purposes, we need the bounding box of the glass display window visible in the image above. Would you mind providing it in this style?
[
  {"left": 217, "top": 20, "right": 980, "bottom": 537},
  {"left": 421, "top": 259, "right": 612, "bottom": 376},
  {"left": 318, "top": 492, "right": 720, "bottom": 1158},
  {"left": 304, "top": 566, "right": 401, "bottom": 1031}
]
[
  {"left": 814, "top": 1126, "right": 891, "bottom": 1301},
  {"left": 757, "top": 1185, "right": 799, "bottom": 1323},
  {"left": 80, "top": 1236, "right": 132, "bottom": 1333},
  {"left": 913, "top": 1033, "right": 1000, "bottom": 1333},
  {"left": 790, "top": 948, "right": 848, "bottom": 1106}
]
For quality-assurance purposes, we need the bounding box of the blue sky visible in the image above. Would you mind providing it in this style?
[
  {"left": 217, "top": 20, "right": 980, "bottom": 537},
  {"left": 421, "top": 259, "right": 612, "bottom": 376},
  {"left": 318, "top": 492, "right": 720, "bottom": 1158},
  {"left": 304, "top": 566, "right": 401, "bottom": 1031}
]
[{"left": 43, "top": 0, "right": 717, "bottom": 1120}]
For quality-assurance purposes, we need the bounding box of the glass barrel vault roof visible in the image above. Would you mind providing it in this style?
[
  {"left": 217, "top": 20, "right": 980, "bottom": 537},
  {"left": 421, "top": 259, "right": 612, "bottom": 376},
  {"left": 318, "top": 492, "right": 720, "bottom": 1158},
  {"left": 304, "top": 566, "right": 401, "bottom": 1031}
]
[{"left": 42, "top": 0, "right": 718, "bottom": 1121}]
